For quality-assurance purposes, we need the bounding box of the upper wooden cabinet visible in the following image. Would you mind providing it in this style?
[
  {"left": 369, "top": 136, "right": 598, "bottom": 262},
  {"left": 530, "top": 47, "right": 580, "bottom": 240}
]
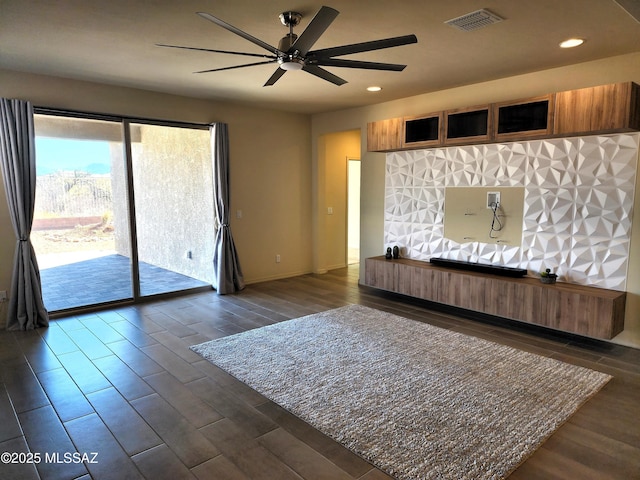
[
  {"left": 366, "top": 82, "right": 640, "bottom": 152},
  {"left": 554, "top": 82, "right": 640, "bottom": 135},
  {"left": 402, "top": 112, "right": 442, "bottom": 148},
  {"left": 493, "top": 94, "right": 554, "bottom": 141},
  {"left": 444, "top": 105, "right": 491, "bottom": 145},
  {"left": 367, "top": 117, "right": 403, "bottom": 152}
]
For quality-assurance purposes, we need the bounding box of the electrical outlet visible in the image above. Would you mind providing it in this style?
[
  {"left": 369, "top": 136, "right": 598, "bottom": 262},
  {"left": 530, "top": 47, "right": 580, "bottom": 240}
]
[
  {"left": 0, "top": 291, "right": 7, "bottom": 302},
  {"left": 487, "top": 192, "right": 501, "bottom": 208},
  {"left": 276, "top": 254, "right": 281, "bottom": 263}
]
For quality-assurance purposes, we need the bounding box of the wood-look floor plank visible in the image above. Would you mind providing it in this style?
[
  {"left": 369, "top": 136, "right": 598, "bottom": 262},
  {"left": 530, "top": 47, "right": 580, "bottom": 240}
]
[
  {"left": 79, "top": 315, "right": 127, "bottom": 343},
  {"left": 18, "top": 405, "right": 88, "bottom": 480},
  {"left": 92, "top": 354, "right": 155, "bottom": 401},
  {"left": 86, "top": 387, "right": 162, "bottom": 456},
  {"left": 150, "top": 330, "right": 207, "bottom": 363},
  {"left": 255, "top": 400, "right": 374, "bottom": 479},
  {"left": 0, "top": 384, "right": 23, "bottom": 443},
  {"left": 0, "top": 436, "right": 40, "bottom": 480},
  {"left": 0, "top": 266, "right": 637, "bottom": 479},
  {"left": 36, "top": 322, "right": 80, "bottom": 356},
  {"left": 130, "top": 393, "right": 220, "bottom": 468},
  {"left": 144, "top": 312, "right": 199, "bottom": 338},
  {"left": 109, "top": 320, "right": 159, "bottom": 348},
  {"left": 143, "top": 371, "right": 223, "bottom": 428},
  {"left": 186, "top": 377, "right": 276, "bottom": 439},
  {"left": 191, "top": 359, "right": 268, "bottom": 407},
  {"left": 56, "top": 350, "right": 111, "bottom": 394},
  {"left": 1, "top": 361, "right": 50, "bottom": 414},
  {"left": 15, "top": 332, "right": 63, "bottom": 373},
  {"left": 541, "top": 422, "right": 640, "bottom": 479},
  {"left": 257, "top": 427, "right": 354, "bottom": 480},
  {"left": 199, "top": 418, "right": 303, "bottom": 480},
  {"left": 35, "top": 367, "right": 94, "bottom": 422},
  {"left": 191, "top": 454, "right": 252, "bottom": 480},
  {"left": 139, "top": 343, "right": 204, "bottom": 384},
  {"left": 131, "top": 444, "right": 196, "bottom": 480},
  {"left": 64, "top": 413, "right": 143, "bottom": 479},
  {"left": 107, "top": 339, "right": 164, "bottom": 378}
]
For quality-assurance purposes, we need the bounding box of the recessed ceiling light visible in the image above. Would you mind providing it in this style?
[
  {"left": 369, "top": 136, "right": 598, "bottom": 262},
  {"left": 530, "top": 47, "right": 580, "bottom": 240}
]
[
  {"left": 367, "top": 86, "right": 382, "bottom": 92},
  {"left": 560, "top": 38, "right": 584, "bottom": 48}
]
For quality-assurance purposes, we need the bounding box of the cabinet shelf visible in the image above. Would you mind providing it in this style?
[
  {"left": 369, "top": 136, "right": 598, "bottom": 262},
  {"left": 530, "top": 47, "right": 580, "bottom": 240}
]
[
  {"left": 444, "top": 106, "right": 490, "bottom": 144},
  {"left": 366, "top": 82, "right": 640, "bottom": 152},
  {"left": 493, "top": 95, "right": 554, "bottom": 140},
  {"left": 402, "top": 112, "right": 442, "bottom": 148}
]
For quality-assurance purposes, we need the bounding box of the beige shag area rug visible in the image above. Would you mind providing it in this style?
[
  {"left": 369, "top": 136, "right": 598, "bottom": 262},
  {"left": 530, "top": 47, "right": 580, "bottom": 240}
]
[{"left": 191, "top": 304, "right": 611, "bottom": 480}]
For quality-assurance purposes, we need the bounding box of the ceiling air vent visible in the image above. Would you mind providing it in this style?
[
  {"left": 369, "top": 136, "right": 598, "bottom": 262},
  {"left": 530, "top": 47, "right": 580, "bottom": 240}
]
[{"left": 445, "top": 9, "right": 504, "bottom": 31}]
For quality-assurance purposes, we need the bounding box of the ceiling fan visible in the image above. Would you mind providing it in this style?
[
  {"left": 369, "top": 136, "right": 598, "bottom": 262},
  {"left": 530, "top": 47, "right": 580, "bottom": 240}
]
[{"left": 157, "top": 5, "right": 417, "bottom": 87}]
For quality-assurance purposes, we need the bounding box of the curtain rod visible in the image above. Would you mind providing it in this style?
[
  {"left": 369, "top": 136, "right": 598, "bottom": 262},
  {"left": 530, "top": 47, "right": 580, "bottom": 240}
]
[{"left": 34, "top": 106, "right": 211, "bottom": 130}]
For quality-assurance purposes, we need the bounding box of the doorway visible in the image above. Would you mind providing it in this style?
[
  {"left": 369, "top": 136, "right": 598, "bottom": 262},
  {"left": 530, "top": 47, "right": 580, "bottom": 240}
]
[{"left": 347, "top": 158, "right": 361, "bottom": 265}]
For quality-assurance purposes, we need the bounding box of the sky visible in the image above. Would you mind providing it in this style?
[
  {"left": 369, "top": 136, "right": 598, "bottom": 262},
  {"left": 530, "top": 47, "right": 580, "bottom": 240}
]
[{"left": 35, "top": 137, "right": 112, "bottom": 175}]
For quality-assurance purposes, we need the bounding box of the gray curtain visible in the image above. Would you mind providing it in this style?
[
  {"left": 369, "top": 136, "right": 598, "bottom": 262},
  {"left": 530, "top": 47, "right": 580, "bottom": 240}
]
[
  {"left": 211, "top": 123, "right": 245, "bottom": 294},
  {"left": 0, "top": 98, "right": 49, "bottom": 330}
]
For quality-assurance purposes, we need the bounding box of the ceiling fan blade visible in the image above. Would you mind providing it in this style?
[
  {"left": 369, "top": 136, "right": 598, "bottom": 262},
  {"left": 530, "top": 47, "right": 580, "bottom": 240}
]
[
  {"left": 310, "top": 34, "right": 417, "bottom": 58},
  {"left": 156, "top": 44, "right": 277, "bottom": 60},
  {"left": 264, "top": 68, "right": 287, "bottom": 86},
  {"left": 197, "top": 12, "right": 281, "bottom": 55},
  {"left": 315, "top": 58, "right": 406, "bottom": 71},
  {"left": 289, "top": 6, "right": 339, "bottom": 55},
  {"left": 195, "top": 60, "right": 277, "bottom": 74},
  {"left": 302, "top": 65, "right": 347, "bottom": 86}
]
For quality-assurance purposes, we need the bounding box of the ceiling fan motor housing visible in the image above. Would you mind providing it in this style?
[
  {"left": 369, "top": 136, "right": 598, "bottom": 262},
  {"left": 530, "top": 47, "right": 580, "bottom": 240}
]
[
  {"left": 278, "top": 33, "right": 298, "bottom": 51},
  {"left": 279, "top": 11, "right": 302, "bottom": 27}
]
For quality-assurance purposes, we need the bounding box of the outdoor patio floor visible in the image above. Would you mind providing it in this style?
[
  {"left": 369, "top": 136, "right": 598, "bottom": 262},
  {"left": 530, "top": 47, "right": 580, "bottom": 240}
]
[{"left": 40, "top": 254, "right": 210, "bottom": 312}]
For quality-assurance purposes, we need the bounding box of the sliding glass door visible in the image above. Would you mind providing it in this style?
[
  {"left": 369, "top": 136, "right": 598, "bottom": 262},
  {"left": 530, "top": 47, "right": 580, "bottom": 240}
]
[
  {"left": 33, "top": 115, "right": 133, "bottom": 311},
  {"left": 129, "top": 122, "right": 214, "bottom": 297},
  {"left": 33, "top": 113, "right": 214, "bottom": 312}
]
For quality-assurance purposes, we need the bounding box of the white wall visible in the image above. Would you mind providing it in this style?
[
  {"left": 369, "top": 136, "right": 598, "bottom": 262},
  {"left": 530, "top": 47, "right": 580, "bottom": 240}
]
[{"left": 385, "top": 134, "right": 639, "bottom": 291}]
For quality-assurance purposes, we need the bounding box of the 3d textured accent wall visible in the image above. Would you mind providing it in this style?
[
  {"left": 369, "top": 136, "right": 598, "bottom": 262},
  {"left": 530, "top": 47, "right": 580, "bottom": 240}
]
[{"left": 384, "top": 133, "right": 639, "bottom": 290}]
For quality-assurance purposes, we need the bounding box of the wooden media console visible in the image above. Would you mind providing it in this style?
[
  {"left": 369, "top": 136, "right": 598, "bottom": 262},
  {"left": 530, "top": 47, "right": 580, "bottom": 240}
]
[{"left": 364, "top": 256, "right": 626, "bottom": 339}]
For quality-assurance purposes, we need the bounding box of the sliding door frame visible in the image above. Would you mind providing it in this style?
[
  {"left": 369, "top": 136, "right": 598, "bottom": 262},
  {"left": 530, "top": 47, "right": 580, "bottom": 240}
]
[
  {"left": 122, "top": 119, "right": 141, "bottom": 300},
  {"left": 34, "top": 107, "right": 213, "bottom": 316}
]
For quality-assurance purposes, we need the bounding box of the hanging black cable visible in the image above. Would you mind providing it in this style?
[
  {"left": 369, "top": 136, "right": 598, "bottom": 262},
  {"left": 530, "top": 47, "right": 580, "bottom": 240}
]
[{"left": 489, "top": 202, "right": 503, "bottom": 238}]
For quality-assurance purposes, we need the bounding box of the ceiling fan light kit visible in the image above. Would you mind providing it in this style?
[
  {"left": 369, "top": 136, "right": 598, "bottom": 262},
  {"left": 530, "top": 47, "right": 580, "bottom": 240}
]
[
  {"left": 279, "top": 58, "right": 304, "bottom": 71},
  {"left": 157, "top": 5, "right": 417, "bottom": 86}
]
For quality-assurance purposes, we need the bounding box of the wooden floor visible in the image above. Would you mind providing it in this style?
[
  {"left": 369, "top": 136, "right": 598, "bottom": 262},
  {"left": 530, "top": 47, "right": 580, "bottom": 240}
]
[{"left": 0, "top": 265, "right": 638, "bottom": 480}]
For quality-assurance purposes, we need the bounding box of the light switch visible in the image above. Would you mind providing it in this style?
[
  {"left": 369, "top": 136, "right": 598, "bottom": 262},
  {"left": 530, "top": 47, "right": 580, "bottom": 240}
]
[{"left": 328, "top": 207, "right": 333, "bottom": 215}]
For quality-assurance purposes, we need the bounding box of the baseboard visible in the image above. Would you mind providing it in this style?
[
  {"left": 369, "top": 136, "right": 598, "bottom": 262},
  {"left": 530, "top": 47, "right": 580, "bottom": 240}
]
[
  {"left": 244, "top": 269, "right": 314, "bottom": 285},
  {"left": 326, "top": 262, "right": 347, "bottom": 271}
]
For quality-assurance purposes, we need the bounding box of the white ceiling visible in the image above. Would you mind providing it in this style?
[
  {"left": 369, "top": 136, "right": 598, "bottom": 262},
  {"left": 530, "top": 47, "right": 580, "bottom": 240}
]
[{"left": 2, "top": 0, "right": 640, "bottom": 114}]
